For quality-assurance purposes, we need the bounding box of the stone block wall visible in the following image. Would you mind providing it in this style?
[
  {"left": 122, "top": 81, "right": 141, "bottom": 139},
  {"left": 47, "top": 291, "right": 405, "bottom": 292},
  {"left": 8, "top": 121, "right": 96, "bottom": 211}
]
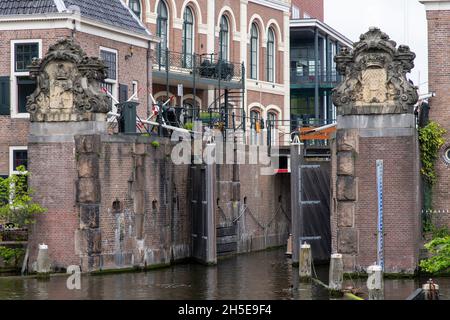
[
  {"left": 331, "top": 122, "right": 421, "bottom": 274},
  {"left": 29, "top": 134, "right": 191, "bottom": 272},
  {"left": 215, "top": 147, "right": 291, "bottom": 255}
]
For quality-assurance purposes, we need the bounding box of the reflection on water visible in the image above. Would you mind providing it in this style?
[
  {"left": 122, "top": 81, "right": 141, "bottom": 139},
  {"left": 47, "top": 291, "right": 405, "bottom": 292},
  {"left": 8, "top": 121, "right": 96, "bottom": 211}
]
[{"left": 0, "top": 248, "right": 448, "bottom": 300}]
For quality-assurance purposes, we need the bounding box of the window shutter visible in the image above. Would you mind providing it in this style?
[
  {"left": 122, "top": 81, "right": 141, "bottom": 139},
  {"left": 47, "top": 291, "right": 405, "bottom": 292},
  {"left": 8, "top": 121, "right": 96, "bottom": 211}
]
[
  {"left": 0, "top": 76, "right": 11, "bottom": 115},
  {"left": 119, "top": 84, "right": 128, "bottom": 103}
]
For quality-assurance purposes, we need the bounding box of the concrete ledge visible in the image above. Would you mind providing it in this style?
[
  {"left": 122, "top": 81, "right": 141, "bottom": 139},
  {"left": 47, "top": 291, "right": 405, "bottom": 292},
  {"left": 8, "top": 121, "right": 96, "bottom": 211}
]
[
  {"left": 337, "top": 114, "right": 416, "bottom": 130},
  {"left": 358, "top": 128, "right": 416, "bottom": 138},
  {"left": 29, "top": 121, "right": 108, "bottom": 143}
]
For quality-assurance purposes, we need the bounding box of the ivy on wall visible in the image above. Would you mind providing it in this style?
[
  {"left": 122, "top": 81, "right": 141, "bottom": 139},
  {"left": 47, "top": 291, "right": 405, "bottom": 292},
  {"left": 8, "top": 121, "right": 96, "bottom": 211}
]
[
  {"left": 418, "top": 121, "right": 446, "bottom": 187},
  {"left": 418, "top": 121, "right": 446, "bottom": 233}
]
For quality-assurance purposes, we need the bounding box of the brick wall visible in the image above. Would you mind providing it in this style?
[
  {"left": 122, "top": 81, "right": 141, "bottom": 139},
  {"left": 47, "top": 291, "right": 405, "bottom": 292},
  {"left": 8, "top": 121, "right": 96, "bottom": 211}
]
[
  {"left": 29, "top": 135, "right": 191, "bottom": 271},
  {"left": 28, "top": 141, "right": 79, "bottom": 269},
  {"left": 354, "top": 136, "right": 420, "bottom": 273},
  {"left": 0, "top": 28, "right": 71, "bottom": 176},
  {"left": 426, "top": 10, "right": 450, "bottom": 229},
  {"left": 291, "top": 0, "right": 324, "bottom": 21},
  {"left": 144, "top": 0, "right": 289, "bottom": 132},
  {"left": 215, "top": 146, "right": 291, "bottom": 255},
  {"left": 0, "top": 28, "right": 151, "bottom": 177},
  {"left": 332, "top": 133, "right": 421, "bottom": 274}
]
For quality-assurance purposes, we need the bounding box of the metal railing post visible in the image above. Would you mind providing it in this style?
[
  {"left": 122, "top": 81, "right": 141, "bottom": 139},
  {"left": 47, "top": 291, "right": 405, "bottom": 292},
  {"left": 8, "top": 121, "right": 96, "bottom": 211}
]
[
  {"left": 193, "top": 53, "right": 198, "bottom": 120},
  {"left": 166, "top": 48, "right": 170, "bottom": 100}
]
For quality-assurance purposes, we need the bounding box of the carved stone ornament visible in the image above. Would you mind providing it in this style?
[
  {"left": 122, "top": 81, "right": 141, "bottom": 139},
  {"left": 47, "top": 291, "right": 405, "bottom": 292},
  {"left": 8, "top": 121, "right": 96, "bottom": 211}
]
[
  {"left": 332, "top": 27, "right": 419, "bottom": 115},
  {"left": 26, "top": 38, "right": 111, "bottom": 122}
]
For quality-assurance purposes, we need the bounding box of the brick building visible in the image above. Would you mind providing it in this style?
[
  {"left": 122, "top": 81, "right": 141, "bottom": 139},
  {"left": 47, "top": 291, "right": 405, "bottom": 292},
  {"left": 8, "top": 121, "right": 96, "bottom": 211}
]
[
  {"left": 0, "top": 0, "right": 154, "bottom": 180},
  {"left": 421, "top": 0, "right": 450, "bottom": 229},
  {"left": 123, "top": 0, "right": 291, "bottom": 146},
  {"left": 291, "top": 0, "right": 324, "bottom": 21}
]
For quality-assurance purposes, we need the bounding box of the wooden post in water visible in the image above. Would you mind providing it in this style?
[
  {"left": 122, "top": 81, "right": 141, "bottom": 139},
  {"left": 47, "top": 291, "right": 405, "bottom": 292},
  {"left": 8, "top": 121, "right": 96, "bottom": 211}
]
[
  {"left": 36, "top": 244, "right": 51, "bottom": 276},
  {"left": 299, "top": 243, "right": 312, "bottom": 280},
  {"left": 286, "top": 234, "right": 293, "bottom": 256},
  {"left": 423, "top": 279, "right": 440, "bottom": 300},
  {"left": 329, "top": 253, "right": 344, "bottom": 295},
  {"left": 367, "top": 265, "right": 384, "bottom": 300}
]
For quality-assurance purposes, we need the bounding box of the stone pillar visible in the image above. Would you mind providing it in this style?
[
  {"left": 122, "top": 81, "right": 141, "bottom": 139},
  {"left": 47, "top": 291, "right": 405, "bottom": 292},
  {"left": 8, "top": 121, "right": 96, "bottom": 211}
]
[
  {"left": 367, "top": 265, "right": 384, "bottom": 300},
  {"left": 332, "top": 28, "right": 420, "bottom": 274},
  {"left": 27, "top": 38, "right": 110, "bottom": 271},
  {"left": 75, "top": 135, "right": 102, "bottom": 272}
]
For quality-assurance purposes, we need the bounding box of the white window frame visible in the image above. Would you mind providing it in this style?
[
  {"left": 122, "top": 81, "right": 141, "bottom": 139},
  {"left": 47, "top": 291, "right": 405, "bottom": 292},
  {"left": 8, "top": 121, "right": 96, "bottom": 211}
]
[
  {"left": 292, "top": 5, "right": 300, "bottom": 19},
  {"left": 250, "top": 23, "right": 259, "bottom": 80},
  {"left": 267, "top": 28, "right": 276, "bottom": 83},
  {"left": 9, "top": 146, "right": 28, "bottom": 175},
  {"left": 99, "top": 47, "right": 119, "bottom": 113},
  {"left": 132, "top": 80, "right": 139, "bottom": 101},
  {"left": 10, "top": 39, "right": 42, "bottom": 119}
]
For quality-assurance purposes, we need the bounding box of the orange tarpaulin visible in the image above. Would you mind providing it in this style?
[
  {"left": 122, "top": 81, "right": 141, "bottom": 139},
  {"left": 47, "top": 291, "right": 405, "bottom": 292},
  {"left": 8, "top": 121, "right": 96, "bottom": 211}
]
[
  {"left": 255, "top": 121, "right": 261, "bottom": 133},
  {"left": 299, "top": 126, "right": 336, "bottom": 141}
]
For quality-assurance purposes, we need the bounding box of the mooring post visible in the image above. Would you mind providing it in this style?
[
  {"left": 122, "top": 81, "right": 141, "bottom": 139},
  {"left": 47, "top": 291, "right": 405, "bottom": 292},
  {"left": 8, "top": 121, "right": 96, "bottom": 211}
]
[
  {"left": 290, "top": 141, "right": 303, "bottom": 265},
  {"left": 299, "top": 243, "right": 312, "bottom": 280},
  {"left": 205, "top": 161, "right": 217, "bottom": 265},
  {"left": 423, "top": 279, "right": 440, "bottom": 300},
  {"left": 367, "top": 265, "right": 384, "bottom": 300},
  {"left": 36, "top": 244, "right": 51, "bottom": 276},
  {"left": 329, "top": 253, "right": 344, "bottom": 294},
  {"left": 286, "top": 234, "right": 293, "bottom": 256}
]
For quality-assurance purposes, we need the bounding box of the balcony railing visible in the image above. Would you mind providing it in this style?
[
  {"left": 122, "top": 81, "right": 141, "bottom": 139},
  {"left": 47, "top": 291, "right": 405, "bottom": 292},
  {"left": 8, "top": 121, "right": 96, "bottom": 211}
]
[
  {"left": 290, "top": 70, "right": 341, "bottom": 86},
  {"left": 152, "top": 50, "right": 244, "bottom": 83}
]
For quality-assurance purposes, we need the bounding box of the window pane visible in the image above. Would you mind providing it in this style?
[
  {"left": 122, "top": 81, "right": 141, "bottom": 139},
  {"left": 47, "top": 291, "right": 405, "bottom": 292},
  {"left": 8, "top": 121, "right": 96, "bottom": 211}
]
[
  {"left": 129, "top": 0, "right": 141, "bottom": 17},
  {"left": 15, "top": 43, "right": 39, "bottom": 72},
  {"left": 157, "top": 2, "right": 169, "bottom": 66},
  {"left": 250, "top": 24, "right": 258, "bottom": 79},
  {"left": 101, "top": 50, "right": 117, "bottom": 80},
  {"left": 182, "top": 7, "right": 194, "bottom": 68},
  {"left": 13, "top": 150, "right": 27, "bottom": 171},
  {"left": 267, "top": 29, "right": 275, "bottom": 82},
  {"left": 220, "top": 16, "right": 229, "bottom": 61},
  {"left": 17, "top": 77, "right": 36, "bottom": 113}
]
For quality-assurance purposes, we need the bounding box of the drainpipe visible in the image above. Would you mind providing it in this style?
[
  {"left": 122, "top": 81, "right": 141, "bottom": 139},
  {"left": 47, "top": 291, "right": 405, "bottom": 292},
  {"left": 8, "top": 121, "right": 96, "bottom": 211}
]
[
  {"left": 314, "top": 27, "right": 320, "bottom": 122},
  {"left": 147, "top": 40, "right": 152, "bottom": 119}
]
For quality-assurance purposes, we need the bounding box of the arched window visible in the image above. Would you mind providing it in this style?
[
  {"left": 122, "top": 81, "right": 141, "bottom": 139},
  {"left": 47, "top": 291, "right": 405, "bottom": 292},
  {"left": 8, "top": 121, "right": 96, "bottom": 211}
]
[
  {"left": 219, "top": 15, "right": 229, "bottom": 62},
  {"left": 182, "top": 7, "right": 194, "bottom": 68},
  {"left": 156, "top": 1, "right": 169, "bottom": 65},
  {"left": 267, "top": 111, "right": 278, "bottom": 145},
  {"left": 267, "top": 28, "right": 275, "bottom": 83},
  {"left": 267, "top": 111, "right": 277, "bottom": 128},
  {"left": 250, "top": 109, "right": 261, "bottom": 145},
  {"left": 129, "top": 0, "right": 142, "bottom": 19},
  {"left": 250, "top": 23, "right": 259, "bottom": 80}
]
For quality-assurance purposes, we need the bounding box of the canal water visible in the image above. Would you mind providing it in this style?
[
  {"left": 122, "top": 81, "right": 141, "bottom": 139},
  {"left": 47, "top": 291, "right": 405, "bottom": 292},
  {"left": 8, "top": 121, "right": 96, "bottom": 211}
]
[{"left": 0, "top": 248, "right": 448, "bottom": 300}]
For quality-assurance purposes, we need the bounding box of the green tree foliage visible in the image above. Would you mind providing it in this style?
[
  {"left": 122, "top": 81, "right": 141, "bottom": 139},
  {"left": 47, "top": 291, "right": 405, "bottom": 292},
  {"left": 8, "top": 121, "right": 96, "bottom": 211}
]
[
  {"left": 418, "top": 121, "right": 447, "bottom": 186},
  {"left": 0, "top": 246, "right": 25, "bottom": 268},
  {"left": 420, "top": 234, "right": 450, "bottom": 274},
  {"left": 0, "top": 166, "right": 46, "bottom": 227}
]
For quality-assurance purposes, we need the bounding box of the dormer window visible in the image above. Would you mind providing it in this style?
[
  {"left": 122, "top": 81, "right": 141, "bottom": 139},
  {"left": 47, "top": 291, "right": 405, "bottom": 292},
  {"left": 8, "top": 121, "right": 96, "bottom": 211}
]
[{"left": 129, "top": 0, "right": 142, "bottom": 19}]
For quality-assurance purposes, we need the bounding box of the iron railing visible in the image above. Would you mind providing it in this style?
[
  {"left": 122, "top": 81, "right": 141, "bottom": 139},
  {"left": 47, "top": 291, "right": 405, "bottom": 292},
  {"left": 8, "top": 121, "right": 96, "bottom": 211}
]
[
  {"left": 152, "top": 50, "right": 244, "bottom": 83},
  {"left": 290, "top": 70, "right": 341, "bottom": 85}
]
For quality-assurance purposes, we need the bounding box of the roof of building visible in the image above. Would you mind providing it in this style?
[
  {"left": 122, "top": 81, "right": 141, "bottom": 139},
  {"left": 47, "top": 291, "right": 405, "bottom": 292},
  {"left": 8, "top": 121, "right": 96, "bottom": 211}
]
[
  {"left": 0, "top": 0, "right": 149, "bottom": 37},
  {"left": 290, "top": 19, "right": 354, "bottom": 48},
  {"left": 0, "top": 0, "right": 58, "bottom": 15}
]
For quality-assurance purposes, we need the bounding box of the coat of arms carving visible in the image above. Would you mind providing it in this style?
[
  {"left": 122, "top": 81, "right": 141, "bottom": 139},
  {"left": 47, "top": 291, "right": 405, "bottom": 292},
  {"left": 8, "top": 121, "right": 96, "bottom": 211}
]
[
  {"left": 332, "top": 27, "right": 418, "bottom": 115},
  {"left": 26, "top": 38, "right": 111, "bottom": 122}
]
